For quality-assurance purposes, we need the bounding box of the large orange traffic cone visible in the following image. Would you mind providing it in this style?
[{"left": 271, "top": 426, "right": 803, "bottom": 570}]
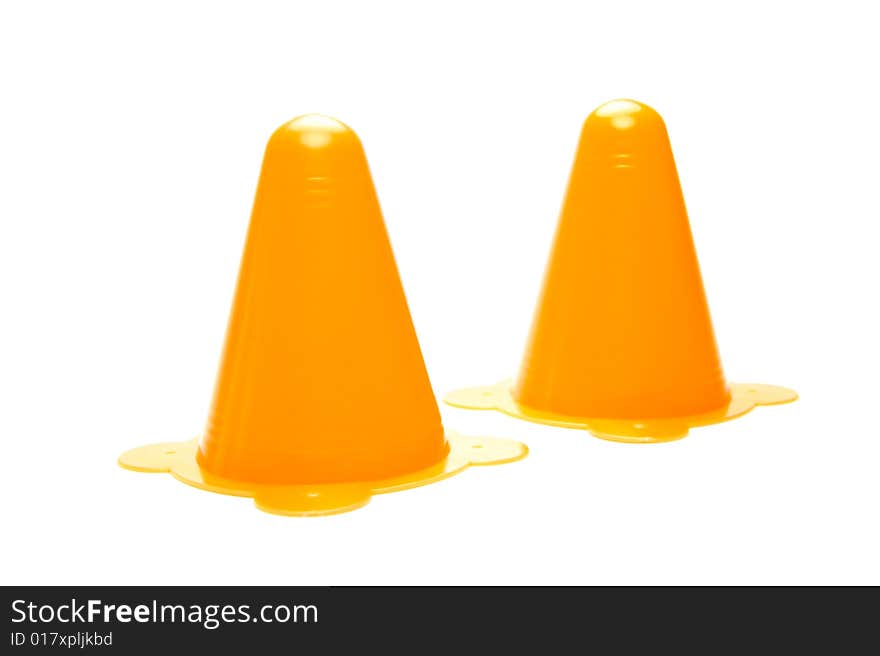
[
  {"left": 120, "top": 115, "right": 525, "bottom": 515},
  {"left": 446, "top": 100, "right": 796, "bottom": 442}
]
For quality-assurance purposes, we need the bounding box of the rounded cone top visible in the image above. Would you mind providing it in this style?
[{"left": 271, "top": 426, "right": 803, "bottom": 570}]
[
  {"left": 262, "top": 114, "right": 366, "bottom": 181},
  {"left": 514, "top": 99, "right": 730, "bottom": 420},
  {"left": 198, "top": 115, "right": 447, "bottom": 485},
  {"left": 590, "top": 99, "right": 662, "bottom": 129},
  {"left": 271, "top": 114, "right": 358, "bottom": 149},
  {"left": 582, "top": 99, "right": 671, "bottom": 163}
]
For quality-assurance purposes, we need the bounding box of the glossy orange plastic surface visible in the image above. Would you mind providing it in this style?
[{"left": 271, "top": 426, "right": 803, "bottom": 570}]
[
  {"left": 120, "top": 115, "right": 526, "bottom": 514},
  {"left": 446, "top": 100, "right": 796, "bottom": 441},
  {"left": 200, "top": 115, "right": 447, "bottom": 485},
  {"left": 518, "top": 99, "right": 729, "bottom": 418}
]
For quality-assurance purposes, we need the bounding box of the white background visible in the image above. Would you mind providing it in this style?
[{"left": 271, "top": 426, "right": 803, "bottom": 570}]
[{"left": 1, "top": 1, "right": 878, "bottom": 585}]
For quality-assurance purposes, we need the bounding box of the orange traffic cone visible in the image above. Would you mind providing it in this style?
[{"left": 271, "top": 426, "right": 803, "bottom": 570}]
[
  {"left": 446, "top": 99, "right": 796, "bottom": 442},
  {"left": 120, "top": 115, "right": 525, "bottom": 515}
]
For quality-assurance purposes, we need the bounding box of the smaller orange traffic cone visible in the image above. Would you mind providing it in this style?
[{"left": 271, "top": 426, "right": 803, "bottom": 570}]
[
  {"left": 446, "top": 99, "right": 796, "bottom": 442},
  {"left": 120, "top": 115, "right": 525, "bottom": 515}
]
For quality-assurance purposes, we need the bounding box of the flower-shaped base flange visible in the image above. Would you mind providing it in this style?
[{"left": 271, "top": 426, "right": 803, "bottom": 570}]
[
  {"left": 445, "top": 381, "right": 797, "bottom": 443},
  {"left": 119, "top": 431, "right": 527, "bottom": 516}
]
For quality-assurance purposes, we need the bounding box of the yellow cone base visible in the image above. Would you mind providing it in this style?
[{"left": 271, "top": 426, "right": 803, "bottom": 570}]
[
  {"left": 445, "top": 382, "right": 797, "bottom": 443},
  {"left": 119, "top": 431, "right": 527, "bottom": 516}
]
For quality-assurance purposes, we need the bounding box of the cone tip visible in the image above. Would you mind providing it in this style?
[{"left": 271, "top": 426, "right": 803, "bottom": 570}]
[
  {"left": 271, "top": 114, "right": 360, "bottom": 150},
  {"left": 588, "top": 99, "right": 663, "bottom": 130}
]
